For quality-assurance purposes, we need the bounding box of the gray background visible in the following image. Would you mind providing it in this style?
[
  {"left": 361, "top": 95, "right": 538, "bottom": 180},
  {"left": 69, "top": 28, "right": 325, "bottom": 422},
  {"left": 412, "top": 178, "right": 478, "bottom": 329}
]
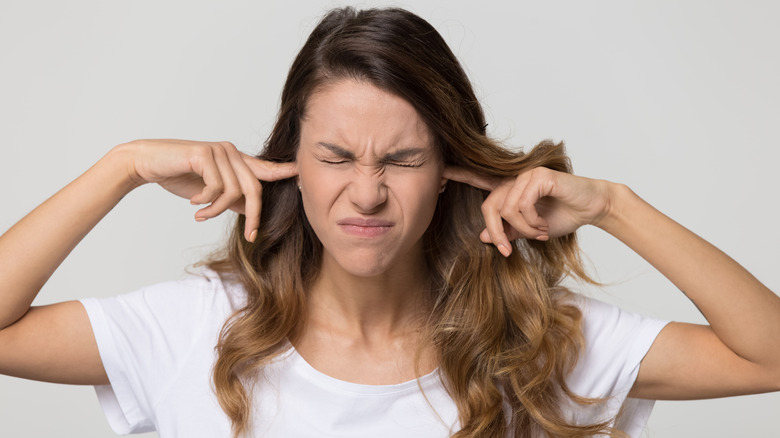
[{"left": 1, "top": 0, "right": 778, "bottom": 436}]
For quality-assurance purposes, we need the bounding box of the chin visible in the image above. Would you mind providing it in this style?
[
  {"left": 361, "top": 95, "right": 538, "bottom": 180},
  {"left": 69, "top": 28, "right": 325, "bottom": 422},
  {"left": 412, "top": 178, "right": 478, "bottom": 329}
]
[
  {"left": 342, "top": 257, "right": 394, "bottom": 278},
  {"left": 326, "top": 248, "right": 398, "bottom": 278}
]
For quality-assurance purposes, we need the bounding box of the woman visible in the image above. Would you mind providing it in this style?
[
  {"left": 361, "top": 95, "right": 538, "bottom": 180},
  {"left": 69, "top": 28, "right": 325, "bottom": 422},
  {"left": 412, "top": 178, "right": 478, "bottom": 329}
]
[{"left": 1, "top": 6, "right": 779, "bottom": 438}]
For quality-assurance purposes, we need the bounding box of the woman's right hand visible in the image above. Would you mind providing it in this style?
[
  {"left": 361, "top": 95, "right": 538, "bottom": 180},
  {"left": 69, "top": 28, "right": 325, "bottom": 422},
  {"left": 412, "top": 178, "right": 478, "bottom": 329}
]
[
  {"left": 0, "top": 139, "right": 297, "bottom": 383},
  {"left": 118, "top": 139, "right": 298, "bottom": 242}
]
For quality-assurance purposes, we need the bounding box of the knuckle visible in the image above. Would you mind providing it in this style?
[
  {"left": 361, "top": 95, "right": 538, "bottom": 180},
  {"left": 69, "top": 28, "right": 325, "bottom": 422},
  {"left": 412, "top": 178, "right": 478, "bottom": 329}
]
[
  {"left": 209, "top": 180, "right": 225, "bottom": 194},
  {"left": 223, "top": 185, "right": 242, "bottom": 199},
  {"left": 211, "top": 144, "right": 228, "bottom": 159},
  {"left": 516, "top": 198, "right": 532, "bottom": 211},
  {"left": 499, "top": 205, "right": 514, "bottom": 217},
  {"left": 245, "top": 182, "right": 262, "bottom": 197},
  {"left": 532, "top": 167, "right": 550, "bottom": 179},
  {"left": 194, "top": 144, "right": 213, "bottom": 159},
  {"left": 220, "top": 142, "right": 241, "bottom": 157}
]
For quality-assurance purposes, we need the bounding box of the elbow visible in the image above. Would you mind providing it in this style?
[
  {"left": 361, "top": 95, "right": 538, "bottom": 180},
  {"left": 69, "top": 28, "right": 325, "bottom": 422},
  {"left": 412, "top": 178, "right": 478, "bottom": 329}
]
[
  {"left": 755, "top": 360, "right": 780, "bottom": 394},
  {"left": 772, "top": 368, "right": 780, "bottom": 393}
]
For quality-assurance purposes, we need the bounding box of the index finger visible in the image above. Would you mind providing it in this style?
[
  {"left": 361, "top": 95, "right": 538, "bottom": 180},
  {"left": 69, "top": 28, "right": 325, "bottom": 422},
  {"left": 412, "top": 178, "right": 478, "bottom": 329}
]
[
  {"left": 443, "top": 166, "right": 500, "bottom": 191},
  {"left": 242, "top": 155, "right": 298, "bottom": 182}
]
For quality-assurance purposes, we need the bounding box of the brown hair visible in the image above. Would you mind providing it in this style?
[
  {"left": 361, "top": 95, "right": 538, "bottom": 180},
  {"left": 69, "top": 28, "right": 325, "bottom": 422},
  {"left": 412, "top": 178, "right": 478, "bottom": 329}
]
[{"left": 208, "top": 7, "right": 621, "bottom": 437}]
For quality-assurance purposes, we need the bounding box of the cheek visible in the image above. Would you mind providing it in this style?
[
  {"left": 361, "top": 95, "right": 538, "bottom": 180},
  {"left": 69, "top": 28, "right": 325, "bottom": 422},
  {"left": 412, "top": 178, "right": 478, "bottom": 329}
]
[
  {"left": 393, "top": 173, "right": 441, "bottom": 222},
  {"left": 297, "top": 164, "right": 354, "bottom": 233},
  {"left": 298, "top": 164, "right": 331, "bottom": 219},
  {"left": 299, "top": 159, "right": 334, "bottom": 194}
]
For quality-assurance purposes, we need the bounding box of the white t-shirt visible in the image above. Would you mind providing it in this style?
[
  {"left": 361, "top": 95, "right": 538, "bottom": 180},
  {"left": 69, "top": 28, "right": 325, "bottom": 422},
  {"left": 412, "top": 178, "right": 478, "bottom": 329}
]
[{"left": 79, "top": 271, "right": 669, "bottom": 437}]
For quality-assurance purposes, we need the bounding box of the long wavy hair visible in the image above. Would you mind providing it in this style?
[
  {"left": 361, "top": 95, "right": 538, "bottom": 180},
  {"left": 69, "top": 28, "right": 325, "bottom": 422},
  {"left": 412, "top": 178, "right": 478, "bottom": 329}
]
[{"left": 207, "top": 7, "right": 622, "bottom": 437}]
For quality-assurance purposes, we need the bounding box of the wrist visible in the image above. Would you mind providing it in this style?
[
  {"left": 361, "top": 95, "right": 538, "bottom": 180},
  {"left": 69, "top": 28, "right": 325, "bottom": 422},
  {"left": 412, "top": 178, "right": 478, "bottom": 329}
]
[
  {"left": 592, "top": 181, "right": 635, "bottom": 233},
  {"left": 103, "top": 142, "right": 148, "bottom": 192}
]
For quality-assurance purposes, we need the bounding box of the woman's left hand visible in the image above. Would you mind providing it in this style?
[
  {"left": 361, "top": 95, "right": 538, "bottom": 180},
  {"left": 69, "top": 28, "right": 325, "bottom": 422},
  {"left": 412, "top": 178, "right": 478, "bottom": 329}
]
[
  {"left": 450, "top": 166, "right": 780, "bottom": 401},
  {"left": 443, "top": 166, "right": 613, "bottom": 257}
]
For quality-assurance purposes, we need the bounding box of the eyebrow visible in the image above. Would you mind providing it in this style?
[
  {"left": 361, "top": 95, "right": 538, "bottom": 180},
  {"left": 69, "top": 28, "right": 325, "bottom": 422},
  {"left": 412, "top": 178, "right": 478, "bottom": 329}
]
[
  {"left": 316, "top": 142, "right": 428, "bottom": 161},
  {"left": 317, "top": 142, "right": 354, "bottom": 159}
]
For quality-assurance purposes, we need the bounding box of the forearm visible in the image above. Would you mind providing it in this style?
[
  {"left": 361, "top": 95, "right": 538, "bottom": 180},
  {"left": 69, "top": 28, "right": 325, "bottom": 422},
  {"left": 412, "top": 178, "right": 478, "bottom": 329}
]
[
  {"left": 597, "top": 183, "right": 780, "bottom": 367},
  {"left": 0, "top": 146, "right": 140, "bottom": 329}
]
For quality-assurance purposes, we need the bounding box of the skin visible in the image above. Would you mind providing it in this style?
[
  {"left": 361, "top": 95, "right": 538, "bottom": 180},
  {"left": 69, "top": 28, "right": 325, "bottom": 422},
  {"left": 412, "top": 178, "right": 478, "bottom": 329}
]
[
  {"left": 293, "top": 80, "right": 445, "bottom": 383},
  {"left": 444, "top": 166, "right": 780, "bottom": 399},
  {"left": 0, "top": 140, "right": 296, "bottom": 384},
  {"left": 0, "top": 80, "right": 778, "bottom": 404}
]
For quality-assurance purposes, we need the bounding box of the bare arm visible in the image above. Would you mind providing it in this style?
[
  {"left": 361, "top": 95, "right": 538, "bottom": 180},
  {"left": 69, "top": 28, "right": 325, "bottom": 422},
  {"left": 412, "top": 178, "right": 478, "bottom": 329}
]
[
  {"left": 444, "top": 166, "right": 780, "bottom": 399},
  {"left": 600, "top": 184, "right": 780, "bottom": 399},
  {"left": 0, "top": 140, "right": 297, "bottom": 384},
  {"left": 0, "top": 148, "right": 139, "bottom": 384},
  {"left": 0, "top": 148, "right": 136, "bottom": 331}
]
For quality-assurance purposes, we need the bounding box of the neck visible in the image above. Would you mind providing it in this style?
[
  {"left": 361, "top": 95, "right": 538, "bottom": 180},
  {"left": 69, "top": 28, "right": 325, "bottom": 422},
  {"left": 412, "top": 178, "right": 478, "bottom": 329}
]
[{"left": 307, "top": 249, "right": 431, "bottom": 343}]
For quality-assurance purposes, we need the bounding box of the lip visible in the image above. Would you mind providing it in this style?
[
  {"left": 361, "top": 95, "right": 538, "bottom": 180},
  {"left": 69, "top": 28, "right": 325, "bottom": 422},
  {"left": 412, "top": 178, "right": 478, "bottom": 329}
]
[
  {"left": 337, "top": 217, "right": 395, "bottom": 227},
  {"left": 337, "top": 217, "right": 395, "bottom": 237}
]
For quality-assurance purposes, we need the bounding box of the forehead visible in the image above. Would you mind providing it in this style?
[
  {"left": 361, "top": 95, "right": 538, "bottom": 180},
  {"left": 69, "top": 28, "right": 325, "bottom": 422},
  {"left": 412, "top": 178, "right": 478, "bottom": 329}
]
[{"left": 300, "top": 80, "right": 434, "bottom": 154}]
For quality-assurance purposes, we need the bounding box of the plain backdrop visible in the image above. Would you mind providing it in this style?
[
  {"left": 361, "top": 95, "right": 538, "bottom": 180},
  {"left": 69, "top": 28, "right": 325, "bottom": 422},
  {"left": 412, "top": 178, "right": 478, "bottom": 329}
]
[{"left": 1, "top": 0, "right": 779, "bottom": 436}]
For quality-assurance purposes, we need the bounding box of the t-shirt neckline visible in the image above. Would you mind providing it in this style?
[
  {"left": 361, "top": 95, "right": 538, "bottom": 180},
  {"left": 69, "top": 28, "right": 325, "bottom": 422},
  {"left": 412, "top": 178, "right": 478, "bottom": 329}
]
[{"left": 284, "top": 346, "right": 442, "bottom": 396}]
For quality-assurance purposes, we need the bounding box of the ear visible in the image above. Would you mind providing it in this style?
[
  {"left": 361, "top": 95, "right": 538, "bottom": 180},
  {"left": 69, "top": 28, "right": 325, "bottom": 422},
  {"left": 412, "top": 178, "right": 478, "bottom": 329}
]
[{"left": 439, "top": 177, "right": 448, "bottom": 194}]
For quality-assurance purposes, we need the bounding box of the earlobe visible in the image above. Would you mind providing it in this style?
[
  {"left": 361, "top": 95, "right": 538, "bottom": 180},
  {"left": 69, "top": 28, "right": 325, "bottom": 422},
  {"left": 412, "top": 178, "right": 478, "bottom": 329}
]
[{"left": 439, "top": 178, "right": 447, "bottom": 194}]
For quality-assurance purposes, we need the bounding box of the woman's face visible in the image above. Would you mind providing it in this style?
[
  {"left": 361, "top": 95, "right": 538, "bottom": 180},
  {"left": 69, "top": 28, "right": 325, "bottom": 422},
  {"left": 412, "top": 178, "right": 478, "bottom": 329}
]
[{"left": 296, "top": 79, "right": 445, "bottom": 278}]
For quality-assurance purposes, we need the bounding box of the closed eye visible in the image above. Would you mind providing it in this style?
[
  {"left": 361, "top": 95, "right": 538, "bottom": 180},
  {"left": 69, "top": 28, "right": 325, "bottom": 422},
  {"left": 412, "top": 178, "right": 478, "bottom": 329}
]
[
  {"left": 388, "top": 161, "right": 424, "bottom": 168},
  {"left": 383, "top": 156, "right": 426, "bottom": 168}
]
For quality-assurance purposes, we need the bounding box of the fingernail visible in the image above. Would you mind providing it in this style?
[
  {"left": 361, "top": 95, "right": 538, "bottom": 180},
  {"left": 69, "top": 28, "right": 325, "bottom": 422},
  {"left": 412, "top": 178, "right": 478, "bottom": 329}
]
[
  {"left": 195, "top": 216, "right": 207, "bottom": 222},
  {"left": 537, "top": 234, "right": 549, "bottom": 241},
  {"left": 248, "top": 229, "right": 257, "bottom": 242},
  {"left": 498, "top": 243, "right": 511, "bottom": 257}
]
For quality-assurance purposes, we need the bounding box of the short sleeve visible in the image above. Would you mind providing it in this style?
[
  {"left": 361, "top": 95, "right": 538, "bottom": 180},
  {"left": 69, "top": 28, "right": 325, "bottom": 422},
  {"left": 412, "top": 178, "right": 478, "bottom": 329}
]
[
  {"left": 79, "top": 272, "right": 235, "bottom": 434},
  {"left": 565, "top": 295, "right": 670, "bottom": 436}
]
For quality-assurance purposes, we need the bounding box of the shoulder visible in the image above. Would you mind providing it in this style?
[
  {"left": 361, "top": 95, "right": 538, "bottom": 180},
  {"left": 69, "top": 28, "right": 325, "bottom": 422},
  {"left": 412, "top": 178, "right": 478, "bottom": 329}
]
[
  {"left": 127, "top": 268, "right": 246, "bottom": 310},
  {"left": 564, "top": 293, "right": 670, "bottom": 396},
  {"left": 556, "top": 294, "right": 670, "bottom": 434},
  {"left": 110, "top": 267, "right": 243, "bottom": 304},
  {"left": 78, "top": 269, "right": 245, "bottom": 435},
  {"left": 79, "top": 268, "right": 248, "bottom": 341},
  {"left": 567, "top": 293, "right": 668, "bottom": 348}
]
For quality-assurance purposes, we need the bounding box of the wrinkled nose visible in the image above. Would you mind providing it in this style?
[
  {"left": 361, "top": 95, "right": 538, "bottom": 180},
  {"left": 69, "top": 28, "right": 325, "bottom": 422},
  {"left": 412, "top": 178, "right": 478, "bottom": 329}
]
[{"left": 348, "top": 169, "right": 387, "bottom": 213}]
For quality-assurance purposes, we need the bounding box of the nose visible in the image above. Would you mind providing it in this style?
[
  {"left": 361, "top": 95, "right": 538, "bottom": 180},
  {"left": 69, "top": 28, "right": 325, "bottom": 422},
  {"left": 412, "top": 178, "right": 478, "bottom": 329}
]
[{"left": 348, "top": 168, "right": 387, "bottom": 213}]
